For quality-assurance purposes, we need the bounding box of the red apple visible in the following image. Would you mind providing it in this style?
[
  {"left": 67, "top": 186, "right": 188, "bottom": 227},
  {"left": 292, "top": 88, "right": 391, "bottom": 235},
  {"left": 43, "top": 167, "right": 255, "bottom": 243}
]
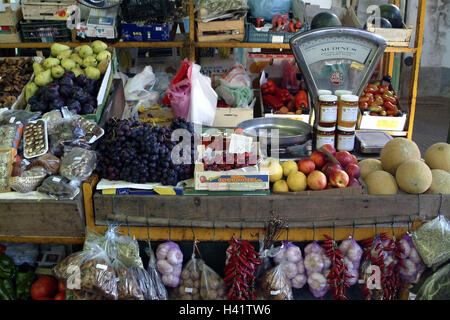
[
  {"left": 298, "top": 159, "right": 316, "bottom": 175},
  {"left": 321, "top": 144, "right": 336, "bottom": 155},
  {"left": 307, "top": 170, "right": 327, "bottom": 190},
  {"left": 322, "top": 162, "right": 343, "bottom": 177},
  {"left": 348, "top": 178, "right": 361, "bottom": 187},
  {"left": 335, "top": 151, "right": 354, "bottom": 168},
  {"left": 350, "top": 154, "right": 358, "bottom": 165},
  {"left": 329, "top": 169, "right": 349, "bottom": 188},
  {"left": 310, "top": 151, "right": 326, "bottom": 168},
  {"left": 345, "top": 164, "right": 361, "bottom": 179},
  {"left": 326, "top": 184, "right": 334, "bottom": 189}
]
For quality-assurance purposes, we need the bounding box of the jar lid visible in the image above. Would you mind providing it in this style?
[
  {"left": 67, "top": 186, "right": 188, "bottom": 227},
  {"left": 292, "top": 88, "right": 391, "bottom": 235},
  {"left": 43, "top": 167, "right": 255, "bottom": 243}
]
[
  {"left": 319, "top": 95, "right": 337, "bottom": 102},
  {"left": 337, "top": 125, "right": 356, "bottom": 131},
  {"left": 318, "top": 89, "right": 332, "bottom": 95},
  {"left": 340, "top": 94, "right": 359, "bottom": 102},
  {"left": 317, "top": 125, "right": 336, "bottom": 132},
  {"left": 335, "top": 90, "right": 353, "bottom": 96}
]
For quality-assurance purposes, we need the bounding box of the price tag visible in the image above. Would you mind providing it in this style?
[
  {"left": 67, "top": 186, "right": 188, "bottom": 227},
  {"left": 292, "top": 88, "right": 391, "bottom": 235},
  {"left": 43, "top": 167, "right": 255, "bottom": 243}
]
[
  {"left": 184, "top": 287, "right": 193, "bottom": 293},
  {"left": 74, "top": 157, "right": 82, "bottom": 161},
  {"left": 22, "top": 159, "right": 30, "bottom": 166},
  {"left": 9, "top": 117, "right": 15, "bottom": 124},
  {"left": 228, "top": 134, "right": 253, "bottom": 154},
  {"left": 252, "top": 48, "right": 262, "bottom": 53},
  {"left": 358, "top": 279, "right": 365, "bottom": 284},
  {"left": 270, "top": 290, "right": 280, "bottom": 295},
  {"left": 271, "top": 35, "right": 284, "bottom": 43},
  {"left": 96, "top": 264, "right": 107, "bottom": 270},
  {"left": 52, "top": 177, "right": 61, "bottom": 183},
  {"left": 409, "top": 293, "right": 416, "bottom": 300}
]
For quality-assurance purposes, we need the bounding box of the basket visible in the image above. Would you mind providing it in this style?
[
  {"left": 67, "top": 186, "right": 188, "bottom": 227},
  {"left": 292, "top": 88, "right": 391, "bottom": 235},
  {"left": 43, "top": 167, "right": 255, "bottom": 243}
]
[
  {"left": 20, "top": 20, "right": 71, "bottom": 43},
  {"left": 9, "top": 173, "right": 47, "bottom": 193},
  {"left": 245, "top": 0, "right": 309, "bottom": 43}
]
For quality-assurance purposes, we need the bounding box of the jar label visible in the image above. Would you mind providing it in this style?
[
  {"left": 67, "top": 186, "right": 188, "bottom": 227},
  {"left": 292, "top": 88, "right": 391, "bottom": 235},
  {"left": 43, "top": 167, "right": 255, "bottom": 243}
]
[
  {"left": 320, "top": 105, "right": 337, "bottom": 123},
  {"left": 316, "top": 135, "right": 335, "bottom": 149},
  {"left": 340, "top": 106, "right": 358, "bottom": 122},
  {"left": 337, "top": 134, "right": 355, "bottom": 151}
]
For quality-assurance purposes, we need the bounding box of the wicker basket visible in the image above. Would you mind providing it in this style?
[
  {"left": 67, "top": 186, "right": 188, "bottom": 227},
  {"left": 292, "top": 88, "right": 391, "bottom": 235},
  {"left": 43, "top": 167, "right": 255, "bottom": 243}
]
[{"left": 9, "top": 173, "right": 47, "bottom": 193}]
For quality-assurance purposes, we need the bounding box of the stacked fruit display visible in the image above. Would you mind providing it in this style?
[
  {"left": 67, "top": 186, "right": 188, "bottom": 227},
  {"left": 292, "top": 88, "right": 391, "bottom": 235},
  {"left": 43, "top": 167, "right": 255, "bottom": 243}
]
[
  {"left": 268, "top": 144, "right": 361, "bottom": 193},
  {"left": 359, "top": 81, "right": 402, "bottom": 117},
  {"left": 25, "top": 41, "right": 111, "bottom": 115},
  {"left": 360, "top": 139, "right": 449, "bottom": 195}
]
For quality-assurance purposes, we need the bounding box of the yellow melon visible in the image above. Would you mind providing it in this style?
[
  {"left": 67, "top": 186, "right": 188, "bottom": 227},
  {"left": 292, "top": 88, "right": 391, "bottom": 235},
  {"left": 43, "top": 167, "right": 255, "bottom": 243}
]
[
  {"left": 425, "top": 142, "right": 450, "bottom": 172},
  {"left": 396, "top": 160, "right": 432, "bottom": 194},
  {"left": 359, "top": 158, "right": 383, "bottom": 180},
  {"left": 365, "top": 170, "right": 398, "bottom": 195},
  {"left": 380, "top": 138, "right": 421, "bottom": 174},
  {"left": 426, "top": 169, "right": 450, "bottom": 194}
]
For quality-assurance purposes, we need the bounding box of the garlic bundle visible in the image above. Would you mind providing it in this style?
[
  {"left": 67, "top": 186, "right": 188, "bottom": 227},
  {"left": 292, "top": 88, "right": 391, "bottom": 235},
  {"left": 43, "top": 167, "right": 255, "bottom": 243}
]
[
  {"left": 339, "top": 237, "right": 363, "bottom": 286},
  {"left": 273, "top": 242, "right": 306, "bottom": 289},
  {"left": 304, "top": 241, "right": 330, "bottom": 298},
  {"left": 156, "top": 241, "right": 183, "bottom": 287},
  {"left": 399, "top": 233, "right": 426, "bottom": 283}
]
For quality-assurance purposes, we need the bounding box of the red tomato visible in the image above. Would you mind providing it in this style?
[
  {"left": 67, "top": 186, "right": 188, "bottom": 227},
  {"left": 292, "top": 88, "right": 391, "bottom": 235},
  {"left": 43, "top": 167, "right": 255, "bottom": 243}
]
[
  {"left": 58, "top": 281, "right": 66, "bottom": 293},
  {"left": 54, "top": 292, "right": 66, "bottom": 300},
  {"left": 31, "top": 276, "right": 58, "bottom": 300}
]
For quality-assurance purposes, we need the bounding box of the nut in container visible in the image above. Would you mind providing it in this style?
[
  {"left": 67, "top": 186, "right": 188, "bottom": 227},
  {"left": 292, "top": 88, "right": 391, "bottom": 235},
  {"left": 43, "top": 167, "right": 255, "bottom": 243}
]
[{"left": 23, "top": 119, "right": 48, "bottom": 159}]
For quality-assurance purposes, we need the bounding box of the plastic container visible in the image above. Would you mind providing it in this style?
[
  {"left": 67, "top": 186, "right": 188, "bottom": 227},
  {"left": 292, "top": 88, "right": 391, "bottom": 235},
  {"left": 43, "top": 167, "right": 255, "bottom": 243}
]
[
  {"left": 20, "top": 20, "right": 71, "bottom": 43},
  {"left": 317, "top": 95, "right": 337, "bottom": 127},
  {"left": 337, "top": 94, "right": 359, "bottom": 128},
  {"left": 336, "top": 125, "right": 356, "bottom": 152},
  {"left": 23, "top": 119, "right": 49, "bottom": 159},
  {"left": 315, "top": 125, "right": 336, "bottom": 150}
]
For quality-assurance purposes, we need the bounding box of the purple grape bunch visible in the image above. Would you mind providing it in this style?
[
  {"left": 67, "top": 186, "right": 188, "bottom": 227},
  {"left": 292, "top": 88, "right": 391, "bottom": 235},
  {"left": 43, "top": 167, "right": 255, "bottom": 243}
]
[{"left": 96, "top": 117, "right": 195, "bottom": 186}]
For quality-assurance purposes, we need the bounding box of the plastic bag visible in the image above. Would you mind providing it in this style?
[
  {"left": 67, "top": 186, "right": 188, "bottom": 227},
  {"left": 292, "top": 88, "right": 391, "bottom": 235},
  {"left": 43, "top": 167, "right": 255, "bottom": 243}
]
[
  {"left": 48, "top": 117, "right": 87, "bottom": 157},
  {"left": 129, "top": 266, "right": 159, "bottom": 300},
  {"left": 339, "top": 237, "right": 363, "bottom": 286},
  {"left": 273, "top": 242, "right": 307, "bottom": 289},
  {"left": 156, "top": 241, "right": 183, "bottom": 287},
  {"left": 0, "top": 123, "right": 23, "bottom": 149},
  {"left": 188, "top": 63, "right": 217, "bottom": 126},
  {"left": 399, "top": 233, "right": 426, "bottom": 284},
  {"left": 41, "top": 110, "right": 63, "bottom": 133},
  {"left": 1, "top": 243, "right": 39, "bottom": 266},
  {"left": 248, "top": 0, "right": 291, "bottom": 21},
  {"left": 60, "top": 147, "right": 97, "bottom": 182},
  {"left": 0, "top": 109, "right": 41, "bottom": 125},
  {"left": 303, "top": 241, "right": 330, "bottom": 298},
  {"left": 123, "top": 66, "right": 159, "bottom": 119},
  {"left": 113, "top": 260, "right": 145, "bottom": 300},
  {"left": 26, "top": 153, "right": 60, "bottom": 175},
  {"left": 219, "top": 64, "right": 251, "bottom": 89},
  {"left": 215, "top": 86, "right": 253, "bottom": 108},
  {"left": 258, "top": 261, "right": 293, "bottom": 300},
  {"left": 37, "top": 175, "right": 80, "bottom": 200},
  {"left": 199, "top": 260, "right": 226, "bottom": 300},
  {"left": 166, "top": 59, "right": 193, "bottom": 119},
  {"left": 412, "top": 215, "right": 450, "bottom": 270},
  {"left": 145, "top": 244, "right": 168, "bottom": 300},
  {"left": 415, "top": 262, "right": 450, "bottom": 300},
  {"left": 195, "top": 0, "right": 248, "bottom": 20},
  {"left": 176, "top": 255, "right": 201, "bottom": 300},
  {"left": 53, "top": 244, "right": 118, "bottom": 300},
  {"left": 281, "top": 60, "right": 300, "bottom": 91}
]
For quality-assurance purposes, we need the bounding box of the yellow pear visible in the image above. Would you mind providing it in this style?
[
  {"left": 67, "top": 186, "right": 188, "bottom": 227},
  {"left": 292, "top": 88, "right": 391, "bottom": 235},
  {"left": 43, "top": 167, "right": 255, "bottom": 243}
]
[
  {"left": 287, "top": 171, "right": 307, "bottom": 192},
  {"left": 282, "top": 160, "right": 298, "bottom": 177}
]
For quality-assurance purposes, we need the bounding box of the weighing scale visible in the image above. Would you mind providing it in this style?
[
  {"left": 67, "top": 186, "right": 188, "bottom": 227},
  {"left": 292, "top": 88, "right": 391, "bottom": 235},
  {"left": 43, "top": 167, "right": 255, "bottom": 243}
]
[{"left": 290, "top": 27, "right": 387, "bottom": 118}]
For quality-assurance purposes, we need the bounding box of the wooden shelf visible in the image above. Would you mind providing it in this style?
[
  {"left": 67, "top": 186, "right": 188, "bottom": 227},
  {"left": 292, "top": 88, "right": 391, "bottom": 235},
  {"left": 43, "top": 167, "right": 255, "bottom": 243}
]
[{"left": 0, "top": 41, "right": 188, "bottom": 49}]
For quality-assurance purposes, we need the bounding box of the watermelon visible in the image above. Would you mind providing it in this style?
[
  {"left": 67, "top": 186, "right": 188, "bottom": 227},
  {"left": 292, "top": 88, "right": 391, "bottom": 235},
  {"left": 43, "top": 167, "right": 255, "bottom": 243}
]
[
  {"left": 379, "top": 4, "right": 403, "bottom": 28},
  {"left": 363, "top": 17, "right": 392, "bottom": 29},
  {"left": 311, "top": 12, "right": 342, "bottom": 30}
]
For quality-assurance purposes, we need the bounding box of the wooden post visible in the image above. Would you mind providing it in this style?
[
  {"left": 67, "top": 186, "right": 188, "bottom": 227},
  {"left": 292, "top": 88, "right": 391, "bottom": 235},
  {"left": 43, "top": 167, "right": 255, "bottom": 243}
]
[
  {"left": 407, "top": 0, "right": 426, "bottom": 140},
  {"left": 189, "top": 1, "right": 196, "bottom": 62}
]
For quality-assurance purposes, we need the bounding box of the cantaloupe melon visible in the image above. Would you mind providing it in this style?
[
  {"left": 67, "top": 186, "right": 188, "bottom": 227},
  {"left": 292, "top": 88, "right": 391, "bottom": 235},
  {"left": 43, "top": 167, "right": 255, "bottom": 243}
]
[
  {"left": 365, "top": 170, "right": 398, "bottom": 195},
  {"left": 425, "top": 142, "right": 450, "bottom": 172},
  {"left": 380, "top": 138, "right": 421, "bottom": 174},
  {"left": 426, "top": 169, "right": 450, "bottom": 194},
  {"left": 359, "top": 159, "right": 383, "bottom": 180},
  {"left": 396, "top": 160, "right": 432, "bottom": 194}
]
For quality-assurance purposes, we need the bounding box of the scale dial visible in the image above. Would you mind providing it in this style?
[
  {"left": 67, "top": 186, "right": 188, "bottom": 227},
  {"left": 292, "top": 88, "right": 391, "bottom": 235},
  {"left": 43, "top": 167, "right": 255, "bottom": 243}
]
[{"left": 290, "top": 27, "right": 387, "bottom": 103}]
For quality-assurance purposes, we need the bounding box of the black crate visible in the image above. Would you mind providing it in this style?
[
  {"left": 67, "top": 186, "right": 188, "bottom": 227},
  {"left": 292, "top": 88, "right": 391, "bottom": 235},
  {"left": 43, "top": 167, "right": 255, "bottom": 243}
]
[
  {"left": 20, "top": 20, "right": 71, "bottom": 43},
  {"left": 120, "top": 0, "right": 176, "bottom": 23}
]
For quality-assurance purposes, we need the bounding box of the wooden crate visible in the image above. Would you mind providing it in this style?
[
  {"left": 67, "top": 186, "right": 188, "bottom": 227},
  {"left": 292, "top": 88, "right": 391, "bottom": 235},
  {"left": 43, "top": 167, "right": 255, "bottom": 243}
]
[
  {"left": 0, "top": 6, "right": 23, "bottom": 26},
  {"left": 0, "top": 25, "right": 21, "bottom": 43},
  {"left": 0, "top": 194, "right": 85, "bottom": 239},
  {"left": 366, "top": 24, "right": 413, "bottom": 47},
  {"left": 196, "top": 17, "right": 245, "bottom": 42}
]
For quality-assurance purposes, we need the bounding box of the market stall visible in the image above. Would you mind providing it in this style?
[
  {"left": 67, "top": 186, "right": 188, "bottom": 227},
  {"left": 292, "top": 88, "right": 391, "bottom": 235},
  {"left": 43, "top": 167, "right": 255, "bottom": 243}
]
[{"left": 0, "top": 0, "right": 449, "bottom": 302}]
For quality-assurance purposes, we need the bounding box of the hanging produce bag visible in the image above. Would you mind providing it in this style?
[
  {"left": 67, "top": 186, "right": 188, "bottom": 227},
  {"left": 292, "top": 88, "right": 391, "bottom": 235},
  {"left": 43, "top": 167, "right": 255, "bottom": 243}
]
[
  {"left": 113, "top": 259, "right": 144, "bottom": 300},
  {"left": 199, "top": 260, "right": 226, "bottom": 300},
  {"left": 129, "top": 266, "right": 159, "bottom": 300},
  {"left": 258, "top": 253, "right": 293, "bottom": 300},
  {"left": 415, "top": 262, "right": 450, "bottom": 300},
  {"left": 176, "top": 255, "right": 202, "bottom": 300},
  {"left": 156, "top": 241, "right": 183, "bottom": 287},
  {"left": 145, "top": 244, "right": 169, "bottom": 300},
  {"left": 303, "top": 241, "right": 330, "bottom": 298},
  {"left": 399, "top": 233, "right": 426, "bottom": 284},
  {"left": 273, "top": 242, "right": 307, "bottom": 289}
]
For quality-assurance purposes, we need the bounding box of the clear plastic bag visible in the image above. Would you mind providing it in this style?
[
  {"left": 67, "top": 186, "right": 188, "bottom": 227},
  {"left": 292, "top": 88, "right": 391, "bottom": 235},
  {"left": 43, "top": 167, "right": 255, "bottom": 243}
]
[
  {"left": 156, "top": 241, "right": 183, "bottom": 288},
  {"left": 0, "top": 109, "right": 41, "bottom": 125},
  {"left": 258, "top": 262, "right": 293, "bottom": 300},
  {"left": 199, "top": 260, "right": 226, "bottom": 300},
  {"left": 195, "top": 0, "right": 248, "bottom": 20},
  {"left": 48, "top": 117, "right": 87, "bottom": 157},
  {"left": 113, "top": 260, "right": 145, "bottom": 300},
  {"left": 0, "top": 123, "right": 23, "bottom": 149},
  {"left": 129, "top": 266, "right": 160, "bottom": 300},
  {"left": 60, "top": 147, "right": 97, "bottom": 182},
  {"left": 37, "top": 175, "right": 80, "bottom": 200},
  {"left": 26, "top": 153, "right": 60, "bottom": 175},
  {"left": 145, "top": 244, "right": 169, "bottom": 300},
  {"left": 281, "top": 60, "right": 300, "bottom": 91},
  {"left": 248, "top": 0, "right": 291, "bottom": 21},
  {"left": 41, "top": 110, "right": 63, "bottom": 133},
  {"left": 412, "top": 215, "right": 450, "bottom": 270},
  {"left": 415, "top": 262, "right": 450, "bottom": 300},
  {"left": 176, "top": 256, "right": 201, "bottom": 300},
  {"left": 53, "top": 244, "right": 118, "bottom": 300}
]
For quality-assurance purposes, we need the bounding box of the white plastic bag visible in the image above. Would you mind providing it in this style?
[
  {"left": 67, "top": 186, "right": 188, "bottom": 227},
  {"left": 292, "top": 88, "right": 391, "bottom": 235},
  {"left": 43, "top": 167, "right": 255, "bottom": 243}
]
[
  {"left": 219, "top": 64, "right": 251, "bottom": 89},
  {"left": 123, "top": 66, "right": 159, "bottom": 119},
  {"left": 188, "top": 63, "right": 217, "bottom": 126}
]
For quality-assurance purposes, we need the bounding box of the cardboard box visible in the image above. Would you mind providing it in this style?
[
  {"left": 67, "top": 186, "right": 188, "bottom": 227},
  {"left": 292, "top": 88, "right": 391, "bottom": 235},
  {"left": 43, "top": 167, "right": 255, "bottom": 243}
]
[
  {"left": 76, "top": 22, "right": 117, "bottom": 40},
  {"left": 121, "top": 22, "right": 172, "bottom": 42},
  {"left": 359, "top": 113, "right": 407, "bottom": 131},
  {"left": 21, "top": 0, "right": 74, "bottom": 21},
  {"left": 139, "top": 106, "right": 175, "bottom": 127},
  {"left": 0, "top": 25, "right": 21, "bottom": 43},
  {"left": 0, "top": 5, "right": 23, "bottom": 26},
  {"left": 213, "top": 107, "right": 254, "bottom": 128}
]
